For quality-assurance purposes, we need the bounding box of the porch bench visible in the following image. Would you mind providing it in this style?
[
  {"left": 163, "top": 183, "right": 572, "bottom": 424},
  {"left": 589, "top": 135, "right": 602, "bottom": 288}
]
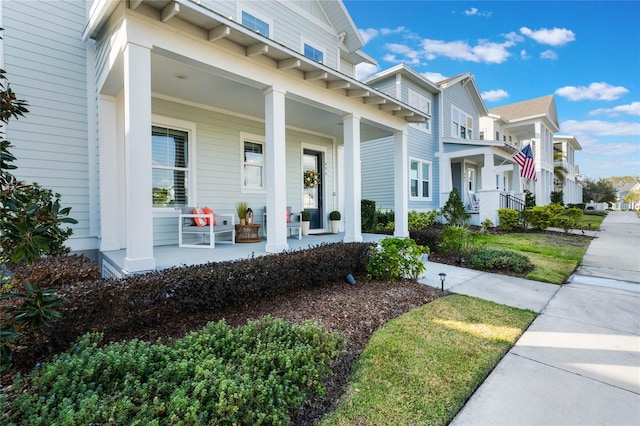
[
  {"left": 179, "top": 207, "right": 235, "bottom": 248},
  {"left": 263, "top": 206, "right": 302, "bottom": 240}
]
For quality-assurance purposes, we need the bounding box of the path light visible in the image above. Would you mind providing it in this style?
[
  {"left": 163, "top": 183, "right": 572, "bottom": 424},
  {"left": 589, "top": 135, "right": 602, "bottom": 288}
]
[{"left": 439, "top": 273, "right": 446, "bottom": 291}]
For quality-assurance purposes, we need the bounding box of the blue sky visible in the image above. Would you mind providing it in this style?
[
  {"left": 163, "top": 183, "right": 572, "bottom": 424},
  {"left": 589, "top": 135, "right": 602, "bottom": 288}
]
[{"left": 343, "top": 0, "right": 640, "bottom": 180}]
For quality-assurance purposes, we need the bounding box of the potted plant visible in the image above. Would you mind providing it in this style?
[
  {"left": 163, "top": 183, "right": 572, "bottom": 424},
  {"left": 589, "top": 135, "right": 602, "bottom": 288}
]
[
  {"left": 236, "top": 202, "right": 248, "bottom": 225},
  {"left": 301, "top": 210, "right": 311, "bottom": 236},
  {"left": 329, "top": 210, "right": 341, "bottom": 233}
]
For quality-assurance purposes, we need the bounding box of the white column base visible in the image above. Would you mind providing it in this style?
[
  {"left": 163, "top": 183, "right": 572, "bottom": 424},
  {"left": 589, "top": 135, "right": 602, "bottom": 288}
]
[
  {"left": 124, "top": 256, "right": 156, "bottom": 274},
  {"left": 266, "top": 243, "right": 289, "bottom": 253}
]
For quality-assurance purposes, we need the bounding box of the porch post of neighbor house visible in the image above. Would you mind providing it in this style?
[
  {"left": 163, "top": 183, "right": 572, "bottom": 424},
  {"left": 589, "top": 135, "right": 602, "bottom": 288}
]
[
  {"left": 123, "top": 42, "right": 155, "bottom": 273},
  {"left": 98, "top": 95, "right": 120, "bottom": 251},
  {"left": 393, "top": 130, "right": 409, "bottom": 237},
  {"left": 511, "top": 163, "right": 523, "bottom": 198},
  {"left": 479, "top": 153, "right": 500, "bottom": 226},
  {"left": 343, "top": 114, "right": 362, "bottom": 243},
  {"left": 264, "top": 86, "right": 288, "bottom": 253},
  {"left": 439, "top": 154, "right": 452, "bottom": 208}
]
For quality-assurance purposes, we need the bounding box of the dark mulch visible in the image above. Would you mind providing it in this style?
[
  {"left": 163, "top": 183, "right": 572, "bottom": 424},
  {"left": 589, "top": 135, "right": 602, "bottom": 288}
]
[{"left": 4, "top": 278, "right": 444, "bottom": 425}]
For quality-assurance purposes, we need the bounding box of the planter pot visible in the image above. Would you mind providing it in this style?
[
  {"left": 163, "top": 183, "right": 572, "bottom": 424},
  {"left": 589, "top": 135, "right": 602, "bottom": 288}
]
[
  {"left": 330, "top": 220, "right": 340, "bottom": 233},
  {"left": 302, "top": 221, "right": 310, "bottom": 236}
]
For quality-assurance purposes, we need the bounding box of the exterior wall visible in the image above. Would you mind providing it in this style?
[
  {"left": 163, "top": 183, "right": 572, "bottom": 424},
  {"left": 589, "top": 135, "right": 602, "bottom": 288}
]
[
  {"left": 150, "top": 97, "right": 334, "bottom": 246},
  {"left": 361, "top": 137, "right": 395, "bottom": 210},
  {"left": 442, "top": 81, "right": 480, "bottom": 140},
  {"left": 370, "top": 75, "right": 399, "bottom": 99},
  {"left": 3, "top": 0, "right": 97, "bottom": 250}
]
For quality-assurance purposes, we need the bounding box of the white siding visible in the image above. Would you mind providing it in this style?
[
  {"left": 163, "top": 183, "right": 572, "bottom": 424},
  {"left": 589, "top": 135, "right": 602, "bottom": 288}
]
[
  {"left": 3, "top": 0, "right": 91, "bottom": 241},
  {"left": 442, "top": 82, "right": 480, "bottom": 139}
]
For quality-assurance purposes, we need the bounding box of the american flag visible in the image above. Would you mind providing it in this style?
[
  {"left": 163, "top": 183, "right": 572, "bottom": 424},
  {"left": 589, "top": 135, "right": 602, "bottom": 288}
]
[{"left": 513, "top": 144, "right": 537, "bottom": 181}]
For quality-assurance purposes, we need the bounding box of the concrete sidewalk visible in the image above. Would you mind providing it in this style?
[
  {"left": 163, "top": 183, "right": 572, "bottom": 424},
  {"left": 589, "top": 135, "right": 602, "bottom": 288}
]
[{"left": 422, "top": 211, "right": 640, "bottom": 426}]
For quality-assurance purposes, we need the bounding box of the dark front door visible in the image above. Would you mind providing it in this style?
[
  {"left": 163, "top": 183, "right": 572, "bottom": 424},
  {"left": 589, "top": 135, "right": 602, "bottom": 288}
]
[{"left": 303, "top": 150, "right": 323, "bottom": 230}]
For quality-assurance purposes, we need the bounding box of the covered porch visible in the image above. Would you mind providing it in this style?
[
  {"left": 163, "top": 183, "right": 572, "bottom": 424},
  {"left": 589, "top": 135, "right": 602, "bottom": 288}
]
[{"left": 101, "top": 232, "right": 386, "bottom": 278}]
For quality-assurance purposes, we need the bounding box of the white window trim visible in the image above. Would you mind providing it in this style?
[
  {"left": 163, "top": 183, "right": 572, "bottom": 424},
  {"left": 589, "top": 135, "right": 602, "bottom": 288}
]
[
  {"left": 151, "top": 115, "right": 197, "bottom": 214},
  {"left": 237, "top": 4, "right": 273, "bottom": 37},
  {"left": 301, "top": 37, "right": 325, "bottom": 63},
  {"left": 240, "top": 132, "right": 266, "bottom": 194},
  {"left": 451, "top": 106, "right": 473, "bottom": 140},
  {"left": 408, "top": 89, "right": 431, "bottom": 134},
  {"left": 409, "top": 157, "right": 432, "bottom": 201}
]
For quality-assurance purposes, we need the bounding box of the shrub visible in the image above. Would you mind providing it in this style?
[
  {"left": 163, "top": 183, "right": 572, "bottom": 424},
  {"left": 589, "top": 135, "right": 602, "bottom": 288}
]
[
  {"left": 552, "top": 207, "right": 583, "bottom": 234},
  {"left": 7, "top": 255, "right": 100, "bottom": 289},
  {"left": 410, "top": 227, "right": 441, "bottom": 254},
  {"left": 1, "top": 317, "right": 343, "bottom": 425},
  {"left": 522, "top": 205, "right": 553, "bottom": 230},
  {"left": 524, "top": 189, "right": 536, "bottom": 208},
  {"left": 440, "top": 188, "right": 470, "bottom": 226},
  {"left": 550, "top": 191, "right": 564, "bottom": 205},
  {"left": 408, "top": 210, "right": 437, "bottom": 231},
  {"left": 438, "top": 225, "right": 468, "bottom": 255},
  {"left": 361, "top": 200, "right": 376, "bottom": 232},
  {"left": 375, "top": 209, "right": 394, "bottom": 229},
  {"left": 469, "top": 248, "right": 533, "bottom": 274},
  {"left": 367, "top": 237, "right": 428, "bottom": 281},
  {"left": 329, "top": 210, "right": 341, "bottom": 220},
  {"left": 497, "top": 208, "right": 520, "bottom": 231}
]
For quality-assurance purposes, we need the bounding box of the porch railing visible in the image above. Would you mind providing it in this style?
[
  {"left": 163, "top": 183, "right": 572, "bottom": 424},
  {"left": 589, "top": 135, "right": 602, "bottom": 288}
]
[{"left": 500, "top": 193, "right": 525, "bottom": 211}]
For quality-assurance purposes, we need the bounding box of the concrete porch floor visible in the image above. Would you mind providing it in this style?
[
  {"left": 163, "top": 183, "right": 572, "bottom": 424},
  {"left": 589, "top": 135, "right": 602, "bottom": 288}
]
[{"left": 102, "top": 232, "right": 386, "bottom": 276}]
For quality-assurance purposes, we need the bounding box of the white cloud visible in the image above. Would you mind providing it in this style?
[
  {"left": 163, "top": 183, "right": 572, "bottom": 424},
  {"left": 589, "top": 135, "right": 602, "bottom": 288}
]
[
  {"left": 520, "top": 27, "right": 576, "bottom": 46},
  {"left": 385, "top": 43, "right": 423, "bottom": 65},
  {"left": 421, "top": 37, "right": 514, "bottom": 64},
  {"left": 355, "top": 63, "right": 379, "bottom": 80},
  {"left": 556, "top": 82, "right": 630, "bottom": 101},
  {"left": 464, "top": 7, "right": 492, "bottom": 17},
  {"left": 540, "top": 49, "right": 558, "bottom": 60},
  {"left": 504, "top": 32, "right": 524, "bottom": 43},
  {"left": 481, "top": 89, "right": 509, "bottom": 102},
  {"left": 422, "top": 72, "right": 448, "bottom": 83},
  {"left": 560, "top": 120, "right": 640, "bottom": 136},
  {"left": 589, "top": 102, "right": 640, "bottom": 117},
  {"left": 520, "top": 49, "right": 530, "bottom": 60},
  {"left": 359, "top": 28, "right": 378, "bottom": 44},
  {"left": 380, "top": 26, "right": 406, "bottom": 36}
]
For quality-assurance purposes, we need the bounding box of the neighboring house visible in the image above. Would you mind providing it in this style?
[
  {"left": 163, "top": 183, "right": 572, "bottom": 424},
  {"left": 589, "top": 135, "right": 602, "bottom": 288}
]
[
  {"left": 482, "top": 95, "right": 560, "bottom": 206},
  {"left": 615, "top": 181, "right": 640, "bottom": 210},
  {"left": 2, "top": 0, "right": 428, "bottom": 274},
  {"left": 553, "top": 135, "right": 583, "bottom": 205}
]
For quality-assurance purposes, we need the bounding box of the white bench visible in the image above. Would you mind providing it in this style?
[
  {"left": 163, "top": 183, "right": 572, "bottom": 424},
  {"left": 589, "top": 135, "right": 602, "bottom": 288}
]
[
  {"left": 262, "top": 206, "right": 302, "bottom": 240},
  {"left": 178, "top": 207, "right": 235, "bottom": 248}
]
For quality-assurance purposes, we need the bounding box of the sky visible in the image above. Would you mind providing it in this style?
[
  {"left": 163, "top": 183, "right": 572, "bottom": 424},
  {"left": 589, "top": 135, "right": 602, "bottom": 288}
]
[{"left": 343, "top": 0, "right": 640, "bottom": 180}]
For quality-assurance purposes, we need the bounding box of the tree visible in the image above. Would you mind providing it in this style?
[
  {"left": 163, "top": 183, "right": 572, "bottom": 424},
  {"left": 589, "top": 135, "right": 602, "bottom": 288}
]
[
  {"left": 440, "top": 188, "right": 470, "bottom": 226},
  {"left": 624, "top": 188, "right": 640, "bottom": 209},
  {"left": 553, "top": 152, "right": 568, "bottom": 184},
  {"left": 582, "top": 178, "right": 617, "bottom": 204}
]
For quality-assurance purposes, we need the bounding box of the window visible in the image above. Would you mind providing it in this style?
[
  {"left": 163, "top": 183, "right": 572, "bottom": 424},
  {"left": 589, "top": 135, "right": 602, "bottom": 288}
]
[
  {"left": 409, "top": 89, "right": 431, "bottom": 132},
  {"left": 242, "top": 138, "right": 265, "bottom": 191},
  {"left": 479, "top": 131, "right": 485, "bottom": 140},
  {"left": 303, "top": 43, "right": 324, "bottom": 63},
  {"left": 410, "top": 159, "right": 431, "bottom": 199},
  {"left": 495, "top": 131, "right": 500, "bottom": 141},
  {"left": 242, "top": 11, "right": 269, "bottom": 36},
  {"left": 152, "top": 126, "right": 190, "bottom": 208},
  {"left": 452, "top": 107, "right": 473, "bottom": 139}
]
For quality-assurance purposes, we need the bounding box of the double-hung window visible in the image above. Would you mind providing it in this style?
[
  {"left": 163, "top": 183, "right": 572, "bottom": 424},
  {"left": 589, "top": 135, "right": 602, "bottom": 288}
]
[
  {"left": 241, "top": 10, "right": 270, "bottom": 36},
  {"left": 242, "top": 136, "right": 265, "bottom": 191},
  {"left": 408, "top": 89, "right": 431, "bottom": 132},
  {"left": 303, "top": 43, "right": 324, "bottom": 63},
  {"left": 152, "top": 126, "right": 190, "bottom": 208},
  {"left": 409, "top": 158, "right": 432, "bottom": 200},
  {"left": 452, "top": 107, "right": 473, "bottom": 139}
]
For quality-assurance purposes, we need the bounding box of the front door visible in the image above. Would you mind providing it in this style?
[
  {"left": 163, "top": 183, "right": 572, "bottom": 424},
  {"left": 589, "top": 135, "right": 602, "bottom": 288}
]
[{"left": 303, "top": 150, "right": 323, "bottom": 230}]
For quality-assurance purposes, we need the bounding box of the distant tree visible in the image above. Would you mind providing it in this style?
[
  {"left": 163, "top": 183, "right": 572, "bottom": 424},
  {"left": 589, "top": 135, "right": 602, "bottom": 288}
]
[
  {"left": 624, "top": 189, "right": 640, "bottom": 209},
  {"left": 440, "top": 188, "right": 470, "bottom": 226},
  {"left": 582, "top": 178, "right": 617, "bottom": 204},
  {"left": 553, "top": 152, "right": 568, "bottom": 184},
  {"left": 550, "top": 190, "right": 564, "bottom": 205}
]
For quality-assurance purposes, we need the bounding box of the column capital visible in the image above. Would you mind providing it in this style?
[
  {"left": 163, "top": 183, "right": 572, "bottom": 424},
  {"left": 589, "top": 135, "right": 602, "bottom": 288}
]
[{"left": 264, "top": 85, "right": 287, "bottom": 96}]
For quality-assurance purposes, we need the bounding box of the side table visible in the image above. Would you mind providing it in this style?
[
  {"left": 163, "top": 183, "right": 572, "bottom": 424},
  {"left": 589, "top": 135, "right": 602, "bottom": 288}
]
[{"left": 235, "top": 223, "right": 261, "bottom": 243}]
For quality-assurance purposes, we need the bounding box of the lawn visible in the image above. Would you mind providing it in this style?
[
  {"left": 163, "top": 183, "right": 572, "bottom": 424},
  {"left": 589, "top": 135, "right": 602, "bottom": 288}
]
[
  {"left": 320, "top": 294, "right": 536, "bottom": 426},
  {"left": 578, "top": 213, "right": 606, "bottom": 230},
  {"left": 470, "top": 232, "right": 592, "bottom": 284}
]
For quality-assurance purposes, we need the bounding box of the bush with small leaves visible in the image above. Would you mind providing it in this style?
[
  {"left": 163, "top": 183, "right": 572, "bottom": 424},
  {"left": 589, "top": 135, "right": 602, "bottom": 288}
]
[
  {"left": 408, "top": 210, "right": 437, "bottom": 231},
  {"left": 469, "top": 248, "right": 533, "bottom": 274},
  {"left": 367, "top": 237, "right": 429, "bottom": 281},
  {"left": 438, "top": 225, "right": 468, "bottom": 255},
  {"left": 440, "top": 188, "right": 470, "bottom": 226},
  {"left": 498, "top": 208, "right": 520, "bottom": 231}
]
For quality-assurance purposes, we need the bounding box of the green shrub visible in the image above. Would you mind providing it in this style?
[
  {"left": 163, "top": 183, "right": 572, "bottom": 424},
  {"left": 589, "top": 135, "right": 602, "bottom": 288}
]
[
  {"left": 361, "top": 200, "right": 376, "bottom": 232},
  {"left": 329, "top": 210, "right": 341, "bottom": 221},
  {"left": 408, "top": 210, "right": 437, "bottom": 231},
  {"left": 410, "top": 227, "right": 441, "bottom": 254},
  {"left": 367, "top": 237, "right": 429, "bottom": 281},
  {"left": 1, "top": 317, "right": 343, "bottom": 425},
  {"left": 438, "top": 226, "right": 468, "bottom": 255},
  {"left": 497, "top": 208, "right": 520, "bottom": 231},
  {"left": 440, "top": 188, "right": 470, "bottom": 226},
  {"left": 469, "top": 248, "right": 533, "bottom": 274},
  {"left": 550, "top": 190, "right": 564, "bottom": 205},
  {"left": 524, "top": 189, "right": 536, "bottom": 208},
  {"left": 552, "top": 207, "right": 583, "bottom": 233},
  {"left": 523, "top": 205, "right": 553, "bottom": 230}
]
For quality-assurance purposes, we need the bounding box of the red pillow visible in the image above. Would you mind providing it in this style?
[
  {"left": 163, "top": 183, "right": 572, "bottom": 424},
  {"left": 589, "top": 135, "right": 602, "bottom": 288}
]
[
  {"left": 193, "top": 207, "right": 206, "bottom": 227},
  {"left": 203, "top": 207, "right": 216, "bottom": 226},
  {"left": 285, "top": 208, "right": 290, "bottom": 223}
]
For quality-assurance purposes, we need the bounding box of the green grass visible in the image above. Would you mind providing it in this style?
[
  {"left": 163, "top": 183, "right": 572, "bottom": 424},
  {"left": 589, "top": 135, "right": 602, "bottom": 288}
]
[
  {"left": 470, "top": 232, "right": 591, "bottom": 284},
  {"left": 320, "top": 295, "right": 536, "bottom": 426},
  {"left": 578, "top": 213, "right": 605, "bottom": 230}
]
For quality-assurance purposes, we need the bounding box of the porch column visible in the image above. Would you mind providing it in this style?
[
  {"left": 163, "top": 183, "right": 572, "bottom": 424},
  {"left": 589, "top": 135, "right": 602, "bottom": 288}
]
[
  {"left": 264, "top": 86, "right": 288, "bottom": 253},
  {"left": 439, "top": 155, "right": 452, "bottom": 207},
  {"left": 98, "top": 95, "right": 120, "bottom": 251},
  {"left": 393, "top": 130, "right": 409, "bottom": 237},
  {"left": 123, "top": 42, "right": 155, "bottom": 273},
  {"left": 478, "top": 153, "right": 500, "bottom": 225},
  {"left": 343, "top": 114, "right": 362, "bottom": 243}
]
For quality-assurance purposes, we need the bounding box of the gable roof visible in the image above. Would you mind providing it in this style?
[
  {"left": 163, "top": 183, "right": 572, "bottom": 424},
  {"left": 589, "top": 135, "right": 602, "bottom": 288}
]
[
  {"left": 437, "top": 72, "right": 488, "bottom": 117},
  {"left": 363, "top": 64, "right": 440, "bottom": 93},
  {"left": 490, "top": 95, "right": 559, "bottom": 131}
]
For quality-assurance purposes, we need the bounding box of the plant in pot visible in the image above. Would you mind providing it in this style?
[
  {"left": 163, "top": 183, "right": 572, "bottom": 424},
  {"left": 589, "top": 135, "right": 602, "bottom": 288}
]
[
  {"left": 329, "top": 210, "right": 341, "bottom": 233},
  {"left": 236, "top": 202, "right": 248, "bottom": 225},
  {"left": 301, "top": 210, "right": 311, "bottom": 236}
]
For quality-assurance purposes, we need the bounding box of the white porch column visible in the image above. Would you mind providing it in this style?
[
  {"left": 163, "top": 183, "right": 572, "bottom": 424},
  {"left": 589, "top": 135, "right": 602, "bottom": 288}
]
[
  {"left": 439, "top": 155, "right": 452, "bottom": 207},
  {"left": 264, "top": 86, "right": 288, "bottom": 253},
  {"left": 393, "top": 130, "right": 409, "bottom": 237},
  {"left": 123, "top": 42, "right": 155, "bottom": 273},
  {"left": 343, "top": 114, "right": 362, "bottom": 243},
  {"left": 478, "top": 153, "right": 500, "bottom": 225},
  {"left": 511, "top": 164, "right": 522, "bottom": 193},
  {"left": 98, "top": 95, "right": 121, "bottom": 251}
]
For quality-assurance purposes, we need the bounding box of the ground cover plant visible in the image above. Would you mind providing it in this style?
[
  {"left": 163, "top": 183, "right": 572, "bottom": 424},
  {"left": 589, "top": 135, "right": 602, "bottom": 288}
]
[{"left": 320, "top": 294, "right": 536, "bottom": 426}]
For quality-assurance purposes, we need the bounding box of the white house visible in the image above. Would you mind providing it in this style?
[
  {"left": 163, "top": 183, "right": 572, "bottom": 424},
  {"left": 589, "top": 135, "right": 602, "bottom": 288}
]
[
  {"left": 553, "top": 135, "right": 583, "bottom": 205},
  {"left": 2, "top": 0, "right": 428, "bottom": 274}
]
